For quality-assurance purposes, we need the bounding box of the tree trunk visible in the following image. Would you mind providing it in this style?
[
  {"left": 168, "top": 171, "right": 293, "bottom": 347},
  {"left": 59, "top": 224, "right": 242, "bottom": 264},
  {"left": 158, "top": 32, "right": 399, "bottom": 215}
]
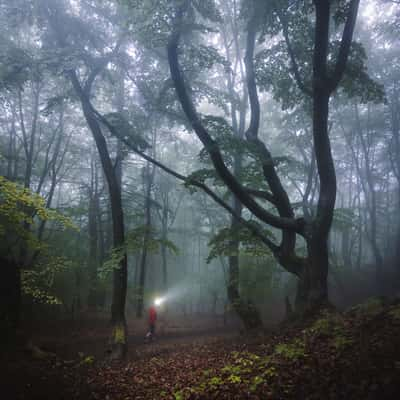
[
  {"left": 227, "top": 197, "right": 263, "bottom": 330},
  {"left": 296, "top": 236, "right": 329, "bottom": 315},
  {"left": 70, "top": 74, "right": 127, "bottom": 359},
  {"left": 87, "top": 160, "right": 99, "bottom": 309},
  {"left": 161, "top": 224, "right": 168, "bottom": 291},
  {"left": 0, "top": 257, "right": 21, "bottom": 346},
  {"left": 136, "top": 162, "right": 154, "bottom": 318}
]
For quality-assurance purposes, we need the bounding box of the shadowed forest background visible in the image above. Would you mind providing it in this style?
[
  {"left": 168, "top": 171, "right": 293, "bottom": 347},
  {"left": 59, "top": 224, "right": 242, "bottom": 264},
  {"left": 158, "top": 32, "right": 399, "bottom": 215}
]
[{"left": 0, "top": 0, "right": 400, "bottom": 399}]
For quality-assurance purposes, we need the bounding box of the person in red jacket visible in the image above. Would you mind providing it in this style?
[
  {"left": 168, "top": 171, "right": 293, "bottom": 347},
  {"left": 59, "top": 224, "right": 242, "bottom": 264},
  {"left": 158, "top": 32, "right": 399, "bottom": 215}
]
[{"left": 146, "top": 304, "right": 157, "bottom": 341}]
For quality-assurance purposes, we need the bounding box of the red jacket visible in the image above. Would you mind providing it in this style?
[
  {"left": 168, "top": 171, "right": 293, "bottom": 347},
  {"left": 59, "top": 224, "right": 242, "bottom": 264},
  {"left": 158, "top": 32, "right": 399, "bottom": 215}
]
[{"left": 149, "top": 306, "right": 157, "bottom": 324}]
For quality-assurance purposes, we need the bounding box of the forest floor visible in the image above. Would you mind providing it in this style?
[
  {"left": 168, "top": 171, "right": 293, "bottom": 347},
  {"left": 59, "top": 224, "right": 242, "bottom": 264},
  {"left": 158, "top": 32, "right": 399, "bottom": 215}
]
[{"left": 2, "top": 299, "right": 400, "bottom": 400}]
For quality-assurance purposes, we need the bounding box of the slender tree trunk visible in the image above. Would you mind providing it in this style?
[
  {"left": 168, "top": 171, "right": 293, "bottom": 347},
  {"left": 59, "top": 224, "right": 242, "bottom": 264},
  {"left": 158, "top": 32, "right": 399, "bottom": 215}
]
[
  {"left": 161, "top": 220, "right": 168, "bottom": 290},
  {"left": 6, "top": 105, "right": 16, "bottom": 180},
  {"left": 69, "top": 74, "right": 127, "bottom": 359},
  {"left": 228, "top": 198, "right": 263, "bottom": 329},
  {"left": 87, "top": 158, "right": 100, "bottom": 309},
  {"left": 136, "top": 162, "right": 154, "bottom": 318},
  {"left": 221, "top": 10, "right": 262, "bottom": 329}
]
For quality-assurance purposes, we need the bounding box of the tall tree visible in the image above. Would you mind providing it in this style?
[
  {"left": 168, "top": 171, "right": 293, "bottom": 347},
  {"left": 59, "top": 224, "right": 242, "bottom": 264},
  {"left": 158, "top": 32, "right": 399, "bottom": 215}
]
[
  {"left": 166, "top": 0, "right": 362, "bottom": 315},
  {"left": 42, "top": 0, "right": 128, "bottom": 358}
]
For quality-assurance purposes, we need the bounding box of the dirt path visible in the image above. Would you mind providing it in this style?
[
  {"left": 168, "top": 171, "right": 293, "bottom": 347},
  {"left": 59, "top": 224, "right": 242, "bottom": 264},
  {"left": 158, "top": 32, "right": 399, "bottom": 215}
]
[{"left": 29, "top": 315, "right": 240, "bottom": 361}]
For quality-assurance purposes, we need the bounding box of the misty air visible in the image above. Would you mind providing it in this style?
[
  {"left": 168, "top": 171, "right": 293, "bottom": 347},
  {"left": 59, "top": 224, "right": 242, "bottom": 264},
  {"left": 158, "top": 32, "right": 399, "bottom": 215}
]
[{"left": 0, "top": 0, "right": 399, "bottom": 399}]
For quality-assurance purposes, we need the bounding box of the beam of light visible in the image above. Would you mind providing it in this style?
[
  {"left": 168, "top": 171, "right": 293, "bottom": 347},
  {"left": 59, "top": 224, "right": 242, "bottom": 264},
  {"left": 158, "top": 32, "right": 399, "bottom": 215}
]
[{"left": 154, "top": 297, "right": 165, "bottom": 306}]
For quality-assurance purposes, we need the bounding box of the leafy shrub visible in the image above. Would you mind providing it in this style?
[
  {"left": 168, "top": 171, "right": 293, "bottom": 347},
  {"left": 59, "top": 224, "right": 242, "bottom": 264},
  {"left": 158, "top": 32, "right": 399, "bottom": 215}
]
[
  {"left": 309, "top": 312, "right": 344, "bottom": 336},
  {"left": 274, "top": 339, "right": 306, "bottom": 360}
]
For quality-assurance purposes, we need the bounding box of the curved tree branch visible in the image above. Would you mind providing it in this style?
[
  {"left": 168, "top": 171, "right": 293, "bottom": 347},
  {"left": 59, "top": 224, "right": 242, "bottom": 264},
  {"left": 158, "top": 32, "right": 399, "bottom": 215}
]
[
  {"left": 88, "top": 103, "right": 280, "bottom": 254},
  {"left": 243, "top": 8, "right": 300, "bottom": 265},
  {"left": 167, "top": 3, "right": 303, "bottom": 234}
]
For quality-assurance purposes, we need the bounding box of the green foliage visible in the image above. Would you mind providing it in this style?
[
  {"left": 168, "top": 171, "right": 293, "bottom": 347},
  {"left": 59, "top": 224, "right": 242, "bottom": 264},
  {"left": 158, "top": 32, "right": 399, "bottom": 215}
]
[
  {"left": 198, "top": 115, "right": 261, "bottom": 165},
  {"left": 185, "top": 44, "right": 228, "bottom": 71},
  {"left": 207, "top": 222, "right": 274, "bottom": 263},
  {"left": 78, "top": 353, "right": 95, "bottom": 365},
  {"left": 173, "top": 390, "right": 184, "bottom": 400},
  {"left": 99, "top": 225, "right": 179, "bottom": 279},
  {"left": 332, "top": 334, "right": 354, "bottom": 351},
  {"left": 274, "top": 339, "right": 306, "bottom": 360},
  {"left": 0, "top": 178, "right": 78, "bottom": 306},
  {"left": 0, "top": 176, "right": 76, "bottom": 252},
  {"left": 255, "top": 1, "right": 384, "bottom": 109},
  {"left": 308, "top": 311, "right": 354, "bottom": 351},
  {"left": 221, "top": 363, "right": 250, "bottom": 375},
  {"left": 309, "top": 312, "right": 344, "bottom": 336},
  {"left": 208, "top": 376, "right": 223, "bottom": 387},
  {"left": 21, "top": 256, "right": 76, "bottom": 305},
  {"left": 194, "top": 83, "right": 231, "bottom": 114},
  {"left": 123, "top": 0, "right": 220, "bottom": 49},
  {"left": 338, "top": 42, "right": 386, "bottom": 103},
  {"left": 332, "top": 207, "right": 356, "bottom": 231},
  {"left": 227, "top": 374, "right": 241, "bottom": 384},
  {"left": 0, "top": 35, "right": 33, "bottom": 91},
  {"left": 98, "top": 246, "right": 126, "bottom": 280},
  {"left": 187, "top": 349, "right": 279, "bottom": 397},
  {"left": 184, "top": 168, "right": 219, "bottom": 192},
  {"left": 250, "top": 375, "right": 264, "bottom": 392},
  {"left": 21, "top": 276, "right": 61, "bottom": 305},
  {"left": 104, "top": 112, "right": 150, "bottom": 151},
  {"left": 192, "top": 0, "right": 222, "bottom": 23},
  {"left": 255, "top": 44, "right": 308, "bottom": 110}
]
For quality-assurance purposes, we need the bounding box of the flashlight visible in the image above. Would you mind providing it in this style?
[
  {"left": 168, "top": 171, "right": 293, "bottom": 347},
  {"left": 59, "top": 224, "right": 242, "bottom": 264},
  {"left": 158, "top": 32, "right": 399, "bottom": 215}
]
[{"left": 154, "top": 297, "right": 164, "bottom": 306}]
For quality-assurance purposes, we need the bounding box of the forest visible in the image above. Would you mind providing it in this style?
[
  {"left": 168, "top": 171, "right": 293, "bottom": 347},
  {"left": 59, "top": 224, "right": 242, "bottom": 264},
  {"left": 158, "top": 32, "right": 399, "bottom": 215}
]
[{"left": 0, "top": 0, "right": 400, "bottom": 399}]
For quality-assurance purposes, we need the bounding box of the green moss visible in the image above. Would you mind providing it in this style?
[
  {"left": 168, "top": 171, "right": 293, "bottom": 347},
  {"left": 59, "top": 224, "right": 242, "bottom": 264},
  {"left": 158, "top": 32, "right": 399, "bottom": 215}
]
[{"left": 113, "top": 323, "right": 126, "bottom": 344}]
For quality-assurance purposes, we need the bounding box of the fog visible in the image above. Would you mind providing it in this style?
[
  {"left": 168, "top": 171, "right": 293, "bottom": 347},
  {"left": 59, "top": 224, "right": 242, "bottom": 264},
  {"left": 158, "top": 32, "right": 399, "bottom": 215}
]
[{"left": 1, "top": 0, "right": 399, "bottom": 362}]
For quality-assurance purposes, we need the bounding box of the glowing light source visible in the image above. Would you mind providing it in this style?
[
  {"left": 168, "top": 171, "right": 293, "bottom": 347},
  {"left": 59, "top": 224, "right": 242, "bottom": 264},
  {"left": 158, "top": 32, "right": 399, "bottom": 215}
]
[{"left": 154, "top": 297, "right": 165, "bottom": 306}]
